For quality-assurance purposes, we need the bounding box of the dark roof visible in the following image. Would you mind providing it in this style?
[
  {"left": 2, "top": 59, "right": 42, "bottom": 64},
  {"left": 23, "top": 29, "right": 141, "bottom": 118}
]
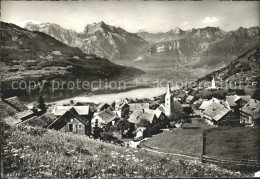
[
  {"left": 238, "top": 95, "right": 252, "bottom": 103},
  {"left": 96, "top": 109, "right": 118, "bottom": 124},
  {"left": 48, "top": 107, "right": 88, "bottom": 129},
  {"left": 97, "top": 103, "right": 110, "bottom": 110},
  {"left": 240, "top": 99, "right": 260, "bottom": 119}
]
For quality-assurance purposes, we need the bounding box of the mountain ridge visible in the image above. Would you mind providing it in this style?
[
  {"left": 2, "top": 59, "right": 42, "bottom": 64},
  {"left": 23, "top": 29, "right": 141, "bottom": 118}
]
[
  {"left": 24, "top": 21, "right": 260, "bottom": 68},
  {"left": 25, "top": 21, "right": 148, "bottom": 61},
  {"left": 0, "top": 21, "right": 144, "bottom": 96}
]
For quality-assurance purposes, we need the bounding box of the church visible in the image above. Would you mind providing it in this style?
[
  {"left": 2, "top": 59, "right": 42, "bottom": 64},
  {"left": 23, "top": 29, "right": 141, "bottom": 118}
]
[{"left": 157, "top": 84, "right": 183, "bottom": 116}]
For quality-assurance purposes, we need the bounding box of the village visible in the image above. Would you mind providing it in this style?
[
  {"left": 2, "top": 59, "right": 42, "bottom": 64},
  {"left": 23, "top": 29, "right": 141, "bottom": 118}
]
[{"left": 1, "top": 76, "right": 260, "bottom": 148}]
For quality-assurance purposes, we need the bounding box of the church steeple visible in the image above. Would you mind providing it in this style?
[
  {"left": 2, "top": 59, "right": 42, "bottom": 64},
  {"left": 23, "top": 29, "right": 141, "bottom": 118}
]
[
  {"left": 165, "top": 83, "right": 172, "bottom": 116},
  {"left": 211, "top": 76, "right": 216, "bottom": 89}
]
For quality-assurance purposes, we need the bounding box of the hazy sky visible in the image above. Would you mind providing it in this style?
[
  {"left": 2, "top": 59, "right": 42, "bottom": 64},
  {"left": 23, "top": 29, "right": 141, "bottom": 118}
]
[{"left": 1, "top": 1, "right": 259, "bottom": 33}]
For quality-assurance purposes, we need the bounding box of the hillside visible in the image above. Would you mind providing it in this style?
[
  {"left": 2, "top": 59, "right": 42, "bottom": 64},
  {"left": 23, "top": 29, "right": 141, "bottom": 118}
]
[
  {"left": 1, "top": 124, "right": 250, "bottom": 178},
  {"left": 25, "top": 21, "right": 148, "bottom": 60},
  {"left": 136, "top": 27, "right": 260, "bottom": 68},
  {"left": 0, "top": 22, "right": 144, "bottom": 97},
  {"left": 197, "top": 45, "right": 260, "bottom": 82}
]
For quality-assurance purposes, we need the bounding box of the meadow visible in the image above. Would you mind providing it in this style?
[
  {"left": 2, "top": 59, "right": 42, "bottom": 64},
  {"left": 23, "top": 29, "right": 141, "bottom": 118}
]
[
  {"left": 142, "top": 118, "right": 213, "bottom": 157},
  {"left": 205, "top": 127, "right": 260, "bottom": 160},
  {"left": 1, "top": 124, "right": 249, "bottom": 178}
]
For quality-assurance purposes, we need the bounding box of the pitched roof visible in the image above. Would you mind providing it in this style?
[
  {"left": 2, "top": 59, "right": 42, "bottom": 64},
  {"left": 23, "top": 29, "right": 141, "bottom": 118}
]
[
  {"left": 225, "top": 95, "right": 241, "bottom": 107},
  {"left": 128, "top": 109, "right": 155, "bottom": 124},
  {"left": 97, "top": 103, "right": 110, "bottom": 110},
  {"left": 115, "top": 100, "right": 128, "bottom": 109},
  {"left": 4, "top": 96, "right": 28, "bottom": 111},
  {"left": 157, "top": 100, "right": 183, "bottom": 113},
  {"left": 175, "top": 93, "right": 186, "bottom": 99},
  {"left": 203, "top": 102, "right": 231, "bottom": 121},
  {"left": 186, "top": 95, "right": 195, "bottom": 102},
  {"left": 238, "top": 95, "right": 252, "bottom": 103},
  {"left": 240, "top": 99, "right": 260, "bottom": 119},
  {"left": 96, "top": 109, "right": 118, "bottom": 124},
  {"left": 199, "top": 100, "right": 211, "bottom": 110},
  {"left": 52, "top": 106, "right": 89, "bottom": 116},
  {"left": 200, "top": 98, "right": 230, "bottom": 110},
  {"left": 48, "top": 107, "right": 88, "bottom": 129},
  {"left": 128, "top": 103, "right": 149, "bottom": 111},
  {"left": 172, "top": 100, "right": 183, "bottom": 112}
]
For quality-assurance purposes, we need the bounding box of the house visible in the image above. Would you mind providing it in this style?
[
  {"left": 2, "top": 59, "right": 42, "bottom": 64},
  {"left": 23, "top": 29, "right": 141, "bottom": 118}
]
[
  {"left": 134, "top": 127, "right": 147, "bottom": 139},
  {"left": 52, "top": 106, "right": 91, "bottom": 119},
  {"left": 199, "top": 98, "right": 230, "bottom": 119},
  {"left": 186, "top": 95, "right": 195, "bottom": 104},
  {"left": 226, "top": 95, "right": 251, "bottom": 113},
  {"left": 240, "top": 99, "right": 260, "bottom": 127},
  {"left": 97, "top": 103, "right": 111, "bottom": 112},
  {"left": 0, "top": 96, "right": 35, "bottom": 125},
  {"left": 203, "top": 101, "right": 231, "bottom": 126},
  {"left": 113, "top": 99, "right": 129, "bottom": 117},
  {"left": 128, "top": 103, "right": 149, "bottom": 112},
  {"left": 91, "top": 109, "right": 119, "bottom": 130},
  {"left": 48, "top": 107, "right": 90, "bottom": 135},
  {"left": 128, "top": 109, "right": 157, "bottom": 126}
]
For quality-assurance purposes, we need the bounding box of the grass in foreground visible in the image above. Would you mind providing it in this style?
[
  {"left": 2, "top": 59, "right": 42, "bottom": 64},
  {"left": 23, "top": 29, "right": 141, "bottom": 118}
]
[
  {"left": 2, "top": 125, "right": 249, "bottom": 178},
  {"left": 205, "top": 127, "right": 260, "bottom": 160},
  {"left": 143, "top": 118, "right": 212, "bottom": 157}
]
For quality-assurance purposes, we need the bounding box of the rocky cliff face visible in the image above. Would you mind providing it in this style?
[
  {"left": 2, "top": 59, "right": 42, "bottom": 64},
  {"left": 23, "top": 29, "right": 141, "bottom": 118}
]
[
  {"left": 25, "top": 21, "right": 148, "bottom": 60},
  {"left": 25, "top": 21, "right": 260, "bottom": 67},
  {"left": 136, "top": 27, "right": 260, "bottom": 67}
]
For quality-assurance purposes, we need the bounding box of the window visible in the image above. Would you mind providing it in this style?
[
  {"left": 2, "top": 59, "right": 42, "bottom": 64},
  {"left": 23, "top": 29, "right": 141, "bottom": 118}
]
[{"left": 78, "top": 124, "right": 82, "bottom": 129}]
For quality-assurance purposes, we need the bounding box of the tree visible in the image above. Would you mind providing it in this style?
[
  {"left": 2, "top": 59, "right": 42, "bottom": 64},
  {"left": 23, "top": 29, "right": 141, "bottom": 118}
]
[
  {"left": 38, "top": 95, "right": 46, "bottom": 113},
  {"left": 93, "top": 119, "right": 101, "bottom": 139}
]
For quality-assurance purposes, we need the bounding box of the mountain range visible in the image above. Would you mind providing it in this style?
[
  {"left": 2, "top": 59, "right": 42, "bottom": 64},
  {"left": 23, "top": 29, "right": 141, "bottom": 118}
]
[
  {"left": 25, "top": 21, "right": 260, "bottom": 68},
  {"left": 25, "top": 21, "right": 148, "bottom": 61},
  {"left": 136, "top": 27, "right": 260, "bottom": 67},
  {"left": 0, "top": 22, "right": 143, "bottom": 95}
]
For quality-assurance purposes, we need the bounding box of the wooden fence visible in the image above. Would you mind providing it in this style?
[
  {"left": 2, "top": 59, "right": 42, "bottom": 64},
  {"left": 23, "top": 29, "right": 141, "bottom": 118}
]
[
  {"left": 202, "top": 127, "right": 260, "bottom": 169},
  {"left": 201, "top": 155, "right": 260, "bottom": 168}
]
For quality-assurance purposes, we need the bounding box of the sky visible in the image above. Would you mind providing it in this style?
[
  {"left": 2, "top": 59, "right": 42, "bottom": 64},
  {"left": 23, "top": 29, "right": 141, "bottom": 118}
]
[{"left": 1, "top": 1, "right": 259, "bottom": 33}]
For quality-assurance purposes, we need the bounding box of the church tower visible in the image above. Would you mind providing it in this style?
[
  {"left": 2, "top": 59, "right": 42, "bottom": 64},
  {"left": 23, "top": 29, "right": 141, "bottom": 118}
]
[
  {"left": 211, "top": 76, "right": 216, "bottom": 89},
  {"left": 165, "top": 83, "right": 172, "bottom": 116}
]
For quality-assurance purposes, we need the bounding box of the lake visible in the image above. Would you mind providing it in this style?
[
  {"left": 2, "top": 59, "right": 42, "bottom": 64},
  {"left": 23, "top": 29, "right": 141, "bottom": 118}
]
[{"left": 51, "top": 87, "right": 177, "bottom": 105}]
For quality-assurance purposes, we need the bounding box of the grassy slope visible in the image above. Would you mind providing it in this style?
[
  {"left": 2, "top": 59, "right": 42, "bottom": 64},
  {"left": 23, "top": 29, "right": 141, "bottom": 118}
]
[
  {"left": 1, "top": 21, "right": 144, "bottom": 85},
  {"left": 142, "top": 118, "right": 213, "bottom": 157},
  {"left": 205, "top": 127, "right": 260, "bottom": 160},
  {"left": 2, "top": 124, "right": 248, "bottom": 178}
]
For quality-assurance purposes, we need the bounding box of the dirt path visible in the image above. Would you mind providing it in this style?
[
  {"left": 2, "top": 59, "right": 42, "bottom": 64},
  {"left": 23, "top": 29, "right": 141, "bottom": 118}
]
[{"left": 141, "top": 145, "right": 201, "bottom": 160}]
